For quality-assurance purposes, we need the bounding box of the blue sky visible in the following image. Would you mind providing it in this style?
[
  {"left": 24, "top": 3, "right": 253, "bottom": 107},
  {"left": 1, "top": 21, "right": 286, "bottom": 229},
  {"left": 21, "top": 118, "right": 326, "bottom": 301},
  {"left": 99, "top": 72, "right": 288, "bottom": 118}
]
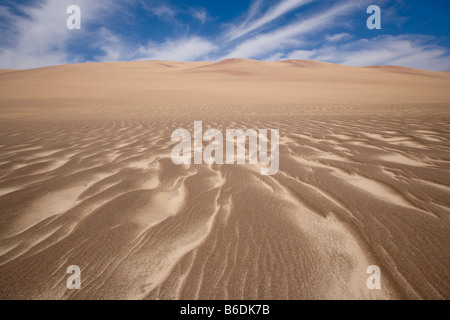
[{"left": 0, "top": 0, "right": 449, "bottom": 70}]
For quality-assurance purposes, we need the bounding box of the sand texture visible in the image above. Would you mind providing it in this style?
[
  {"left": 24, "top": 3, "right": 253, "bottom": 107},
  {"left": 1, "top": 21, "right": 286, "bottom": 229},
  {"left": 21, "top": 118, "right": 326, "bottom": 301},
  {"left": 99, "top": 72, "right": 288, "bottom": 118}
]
[{"left": 0, "top": 60, "right": 449, "bottom": 300}]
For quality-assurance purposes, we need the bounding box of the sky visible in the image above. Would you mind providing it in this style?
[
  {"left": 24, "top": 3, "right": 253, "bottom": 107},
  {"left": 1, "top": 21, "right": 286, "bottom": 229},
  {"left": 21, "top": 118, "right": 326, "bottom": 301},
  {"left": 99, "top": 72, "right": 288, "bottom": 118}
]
[{"left": 0, "top": 0, "right": 449, "bottom": 70}]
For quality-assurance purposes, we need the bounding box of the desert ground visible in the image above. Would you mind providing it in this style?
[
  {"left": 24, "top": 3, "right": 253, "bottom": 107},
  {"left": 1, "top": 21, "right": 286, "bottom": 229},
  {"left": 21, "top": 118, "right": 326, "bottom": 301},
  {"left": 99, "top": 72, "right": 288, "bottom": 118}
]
[{"left": 0, "top": 59, "right": 449, "bottom": 300}]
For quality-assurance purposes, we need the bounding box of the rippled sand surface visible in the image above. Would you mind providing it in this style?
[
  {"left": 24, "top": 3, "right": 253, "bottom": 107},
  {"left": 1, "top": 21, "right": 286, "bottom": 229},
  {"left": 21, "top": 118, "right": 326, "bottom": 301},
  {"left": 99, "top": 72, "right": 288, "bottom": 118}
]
[{"left": 0, "top": 60, "right": 449, "bottom": 299}]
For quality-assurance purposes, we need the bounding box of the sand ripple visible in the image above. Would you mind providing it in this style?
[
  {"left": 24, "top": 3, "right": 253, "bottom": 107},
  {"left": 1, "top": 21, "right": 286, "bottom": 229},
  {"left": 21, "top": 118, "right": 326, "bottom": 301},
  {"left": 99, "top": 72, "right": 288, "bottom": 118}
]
[{"left": 0, "top": 113, "right": 449, "bottom": 300}]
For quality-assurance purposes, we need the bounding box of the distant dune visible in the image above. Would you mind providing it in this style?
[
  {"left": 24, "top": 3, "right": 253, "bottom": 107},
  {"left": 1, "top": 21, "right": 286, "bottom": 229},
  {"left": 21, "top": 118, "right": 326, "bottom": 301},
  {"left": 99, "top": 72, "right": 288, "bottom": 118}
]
[
  {"left": 1, "top": 59, "right": 449, "bottom": 108},
  {"left": 0, "top": 60, "right": 449, "bottom": 300}
]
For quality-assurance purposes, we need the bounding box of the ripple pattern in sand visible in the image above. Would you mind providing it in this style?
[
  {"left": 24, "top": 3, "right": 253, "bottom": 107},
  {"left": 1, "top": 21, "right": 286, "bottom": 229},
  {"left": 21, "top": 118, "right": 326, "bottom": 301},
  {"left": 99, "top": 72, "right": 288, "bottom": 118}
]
[{"left": 0, "top": 115, "right": 449, "bottom": 300}]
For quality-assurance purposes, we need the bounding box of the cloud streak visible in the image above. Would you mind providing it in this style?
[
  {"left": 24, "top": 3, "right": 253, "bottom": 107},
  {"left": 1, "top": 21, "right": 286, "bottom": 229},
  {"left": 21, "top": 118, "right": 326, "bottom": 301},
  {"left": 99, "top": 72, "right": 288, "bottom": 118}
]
[
  {"left": 222, "top": 1, "right": 365, "bottom": 60},
  {"left": 272, "top": 35, "right": 450, "bottom": 71},
  {"left": 226, "top": 0, "right": 313, "bottom": 41},
  {"left": 135, "top": 37, "right": 218, "bottom": 61}
]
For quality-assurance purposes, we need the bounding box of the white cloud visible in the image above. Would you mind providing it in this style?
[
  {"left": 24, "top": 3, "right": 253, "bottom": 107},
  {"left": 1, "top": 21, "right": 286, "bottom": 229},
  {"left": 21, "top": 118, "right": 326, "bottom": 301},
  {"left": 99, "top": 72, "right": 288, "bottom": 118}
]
[
  {"left": 326, "top": 33, "right": 352, "bottom": 42},
  {"left": 135, "top": 37, "right": 218, "bottom": 62},
  {"left": 95, "top": 28, "right": 135, "bottom": 62},
  {"left": 141, "top": 2, "right": 209, "bottom": 25},
  {"left": 222, "top": 1, "right": 363, "bottom": 60},
  {"left": 141, "top": 2, "right": 176, "bottom": 22},
  {"left": 190, "top": 8, "right": 208, "bottom": 24},
  {"left": 95, "top": 32, "right": 217, "bottom": 62},
  {"left": 339, "top": 36, "right": 450, "bottom": 71},
  {"left": 285, "top": 50, "right": 317, "bottom": 60},
  {"left": 273, "top": 35, "right": 450, "bottom": 71},
  {"left": 263, "top": 50, "right": 315, "bottom": 61},
  {"left": 226, "top": 0, "right": 313, "bottom": 41},
  {"left": 242, "top": 0, "right": 264, "bottom": 26},
  {"left": 0, "top": 0, "right": 122, "bottom": 69}
]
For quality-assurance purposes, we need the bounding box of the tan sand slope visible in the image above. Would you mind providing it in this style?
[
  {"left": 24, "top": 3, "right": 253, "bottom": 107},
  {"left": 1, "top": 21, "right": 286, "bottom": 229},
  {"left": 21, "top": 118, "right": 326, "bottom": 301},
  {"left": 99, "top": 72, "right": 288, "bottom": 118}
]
[
  {"left": 0, "top": 59, "right": 450, "bottom": 107},
  {"left": 0, "top": 59, "right": 449, "bottom": 300}
]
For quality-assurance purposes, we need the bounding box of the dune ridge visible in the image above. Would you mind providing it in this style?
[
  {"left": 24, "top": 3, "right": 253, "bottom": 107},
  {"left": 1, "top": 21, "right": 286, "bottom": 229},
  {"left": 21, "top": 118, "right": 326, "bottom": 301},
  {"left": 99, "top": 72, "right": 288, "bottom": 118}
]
[{"left": 0, "top": 60, "right": 449, "bottom": 300}]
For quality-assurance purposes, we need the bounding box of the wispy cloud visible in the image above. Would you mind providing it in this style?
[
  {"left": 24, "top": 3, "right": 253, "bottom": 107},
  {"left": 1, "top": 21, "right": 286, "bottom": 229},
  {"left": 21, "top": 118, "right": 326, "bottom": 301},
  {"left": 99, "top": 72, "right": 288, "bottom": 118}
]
[
  {"left": 139, "top": 1, "right": 209, "bottom": 25},
  {"left": 140, "top": 1, "right": 176, "bottom": 22},
  {"left": 190, "top": 8, "right": 209, "bottom": 24},
  {"left": 226, "top": 0, "right": 313, "bottom": 41},
  {"left": 135, "top": 37, "right": 218, "bottom": 61},
  {"left": 273, "top": 35, "right": 450, "bottom": 71},
  {"left": 95, "top": 27, "right": 134, "bottom": 62},
  {"left": 242, "top": 0, "right": 264, "bottom": 26},
  {"left": 222, "top": 1, "right": 366, "bottom": 60},
  {"left": 326, "top": 33, "right": 352, "bottom": 42},
  {"left": 96, "top": 33, "right": 217, "bottom": 62},
  {"left": 0, "top": 0, "right": 122, "bottom": 69}
]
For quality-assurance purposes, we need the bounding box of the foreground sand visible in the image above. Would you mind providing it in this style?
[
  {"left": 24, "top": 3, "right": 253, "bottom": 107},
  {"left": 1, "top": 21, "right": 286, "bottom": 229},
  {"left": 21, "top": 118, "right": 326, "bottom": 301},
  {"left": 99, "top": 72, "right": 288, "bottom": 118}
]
[{"left": 0, "top": 60, "right": 449, "bottom": 300}]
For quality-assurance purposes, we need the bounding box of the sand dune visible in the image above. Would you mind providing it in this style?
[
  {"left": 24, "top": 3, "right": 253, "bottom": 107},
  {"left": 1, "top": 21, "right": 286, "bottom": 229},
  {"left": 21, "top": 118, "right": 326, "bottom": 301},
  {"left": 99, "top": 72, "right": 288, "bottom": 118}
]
[{"left": 0, "top": 59, "right": 449, "bottom": 300}]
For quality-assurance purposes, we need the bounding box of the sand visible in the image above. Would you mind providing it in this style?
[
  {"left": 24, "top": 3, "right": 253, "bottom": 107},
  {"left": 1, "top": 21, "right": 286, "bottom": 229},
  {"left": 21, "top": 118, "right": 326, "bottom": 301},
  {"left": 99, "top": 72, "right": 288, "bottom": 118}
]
[{"left": 0, "top": 59, "right": 449, "bottom": 300}]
